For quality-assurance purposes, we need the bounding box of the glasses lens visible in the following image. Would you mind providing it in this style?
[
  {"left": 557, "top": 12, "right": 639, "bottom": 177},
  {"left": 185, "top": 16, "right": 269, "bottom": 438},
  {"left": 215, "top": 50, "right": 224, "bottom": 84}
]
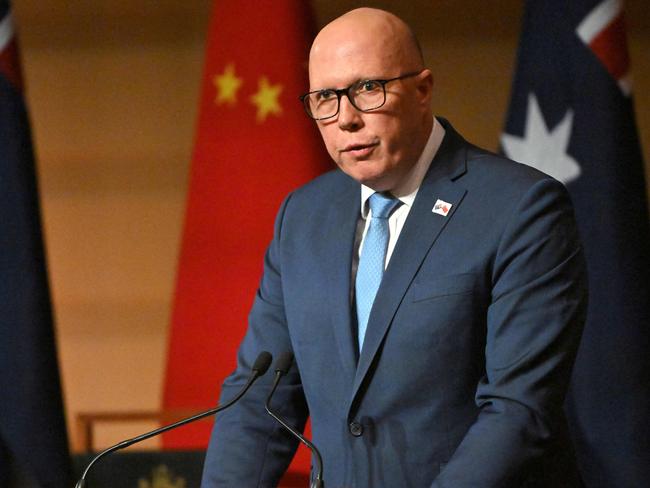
[
  {"left": 305, "top": 89, "right": 339, "bottom": 119},
  {"left": 351, "top": 80, "right": 385, "bottom": 111}
]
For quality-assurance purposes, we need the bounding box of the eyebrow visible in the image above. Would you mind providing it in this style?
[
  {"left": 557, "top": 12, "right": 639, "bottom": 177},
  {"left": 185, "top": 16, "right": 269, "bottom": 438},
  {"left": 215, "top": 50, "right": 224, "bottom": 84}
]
[{"left": 311, "top": 76, "right": 384, "bottom": 92}]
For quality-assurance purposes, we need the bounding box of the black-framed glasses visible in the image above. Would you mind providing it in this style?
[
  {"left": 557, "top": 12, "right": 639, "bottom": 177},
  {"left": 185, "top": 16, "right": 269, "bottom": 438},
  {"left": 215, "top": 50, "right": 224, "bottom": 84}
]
[{"left": 299, "top": 70, "right": 423, "bottom": 121}]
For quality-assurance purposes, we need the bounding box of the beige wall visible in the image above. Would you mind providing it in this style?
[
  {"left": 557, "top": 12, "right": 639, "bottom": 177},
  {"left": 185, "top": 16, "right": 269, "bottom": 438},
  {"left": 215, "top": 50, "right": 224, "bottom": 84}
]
[{"left": 12, "top": 0, "right": 650, "bottom": 451}]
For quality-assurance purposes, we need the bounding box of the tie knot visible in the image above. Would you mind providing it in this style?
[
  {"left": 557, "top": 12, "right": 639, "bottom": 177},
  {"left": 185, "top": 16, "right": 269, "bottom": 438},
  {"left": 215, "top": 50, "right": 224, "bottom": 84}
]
[{"left": 369, "top": 192, "right": 401, "bottom": 219}]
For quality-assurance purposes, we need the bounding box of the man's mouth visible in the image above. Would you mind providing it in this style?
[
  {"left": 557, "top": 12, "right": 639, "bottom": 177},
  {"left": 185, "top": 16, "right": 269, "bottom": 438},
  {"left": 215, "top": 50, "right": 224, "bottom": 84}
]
[{"left": 340, "top": 142, "right": 379, "bottom": 158}]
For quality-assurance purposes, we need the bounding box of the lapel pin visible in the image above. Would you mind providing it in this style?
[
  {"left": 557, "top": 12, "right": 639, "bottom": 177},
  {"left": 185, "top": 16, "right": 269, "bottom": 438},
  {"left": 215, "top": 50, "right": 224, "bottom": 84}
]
[{"left": 432, "top": 199, "right": 452, "bottom": 217}]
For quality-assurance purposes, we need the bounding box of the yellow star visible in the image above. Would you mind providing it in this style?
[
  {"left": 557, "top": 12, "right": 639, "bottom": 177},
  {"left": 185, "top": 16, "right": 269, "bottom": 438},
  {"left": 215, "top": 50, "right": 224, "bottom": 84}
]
[
  {"left": 250, "top": 76, "right": 283, "bottom": 122},
  {"left": 213, "top": 63, "right": 243, "bottom": 105}
]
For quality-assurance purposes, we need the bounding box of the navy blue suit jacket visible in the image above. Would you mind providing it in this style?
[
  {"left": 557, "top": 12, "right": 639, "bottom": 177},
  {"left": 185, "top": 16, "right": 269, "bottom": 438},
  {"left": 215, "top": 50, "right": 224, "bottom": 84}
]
[{"left": 201, "top": 120, "right": 587, "bottom": 487}]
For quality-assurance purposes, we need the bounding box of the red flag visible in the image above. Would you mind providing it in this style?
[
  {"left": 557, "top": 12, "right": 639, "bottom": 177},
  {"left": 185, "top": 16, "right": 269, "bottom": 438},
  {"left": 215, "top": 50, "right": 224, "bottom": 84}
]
[{"left": 163, "top": 0, "right": 329, "bottom": 480}]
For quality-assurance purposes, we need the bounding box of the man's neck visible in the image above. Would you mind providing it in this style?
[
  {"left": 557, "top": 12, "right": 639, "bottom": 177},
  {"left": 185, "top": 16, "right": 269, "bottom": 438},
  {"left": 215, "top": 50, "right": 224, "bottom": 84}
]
[{"left": 361, "top": 116, "right": 445, "bottom": 206}]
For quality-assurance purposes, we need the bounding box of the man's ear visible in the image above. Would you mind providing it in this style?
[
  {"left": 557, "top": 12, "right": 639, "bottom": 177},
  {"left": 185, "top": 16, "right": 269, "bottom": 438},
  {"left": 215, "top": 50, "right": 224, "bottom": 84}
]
[{"left": 415, "top": 69, "right": 434, "bottom": 108}]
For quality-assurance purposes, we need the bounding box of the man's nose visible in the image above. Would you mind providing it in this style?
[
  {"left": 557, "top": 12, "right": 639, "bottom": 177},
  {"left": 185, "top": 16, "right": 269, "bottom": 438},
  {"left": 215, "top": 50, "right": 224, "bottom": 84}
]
[{"left": 337, "top": 94, "right": 363, "bottom": 130}]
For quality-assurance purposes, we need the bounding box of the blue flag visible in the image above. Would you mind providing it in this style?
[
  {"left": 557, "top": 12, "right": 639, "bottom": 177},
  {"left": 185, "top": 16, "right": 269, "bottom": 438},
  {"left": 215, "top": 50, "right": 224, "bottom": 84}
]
[
  {"left": 501, "top": 1, "right": 650, "bottom": 486},
  {"left": 0, "top": 2, "right": 72, "bottom": 486}
]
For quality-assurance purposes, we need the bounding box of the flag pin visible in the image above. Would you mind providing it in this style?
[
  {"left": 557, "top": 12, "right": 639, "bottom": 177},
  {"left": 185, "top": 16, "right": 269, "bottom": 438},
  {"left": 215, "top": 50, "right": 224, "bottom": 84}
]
[{"left": 432, "top": 199, "right": 452, "bottom": 216}]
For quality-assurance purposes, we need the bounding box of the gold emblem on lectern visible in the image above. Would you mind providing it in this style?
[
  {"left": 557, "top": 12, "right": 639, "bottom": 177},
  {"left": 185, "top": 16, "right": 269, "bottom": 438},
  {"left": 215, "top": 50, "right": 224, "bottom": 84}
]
[{"left": 138, "top": 465, "right": 186, "bottom": 488}]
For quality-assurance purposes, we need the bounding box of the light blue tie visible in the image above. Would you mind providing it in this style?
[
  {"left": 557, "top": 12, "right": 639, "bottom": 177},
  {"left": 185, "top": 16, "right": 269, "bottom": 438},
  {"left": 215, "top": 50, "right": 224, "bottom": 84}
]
[{"left": 355, "top": 192, "right": 401, "bottom": 351}]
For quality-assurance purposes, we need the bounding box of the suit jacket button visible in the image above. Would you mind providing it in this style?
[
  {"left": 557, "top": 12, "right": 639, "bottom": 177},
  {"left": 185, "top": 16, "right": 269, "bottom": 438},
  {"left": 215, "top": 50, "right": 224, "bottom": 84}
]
[{"left": 349, "top": 421, "right": 363, "bottom": 437}]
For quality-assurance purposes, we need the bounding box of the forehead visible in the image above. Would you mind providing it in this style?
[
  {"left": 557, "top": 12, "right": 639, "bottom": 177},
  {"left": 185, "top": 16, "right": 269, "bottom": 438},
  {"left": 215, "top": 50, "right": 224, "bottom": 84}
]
[{"left": 309, "top": 28, "right": 401, "bottom": 89}]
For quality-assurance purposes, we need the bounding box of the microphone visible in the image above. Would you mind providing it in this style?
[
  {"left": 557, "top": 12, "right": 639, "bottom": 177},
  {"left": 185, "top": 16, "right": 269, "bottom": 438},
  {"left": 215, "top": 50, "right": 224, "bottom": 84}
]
[
  {"left": 265, "top": 352, "right": 324, "bottom": 488},
  {"left": 74, "top": 351, "right": 273, "bottom": 488}
]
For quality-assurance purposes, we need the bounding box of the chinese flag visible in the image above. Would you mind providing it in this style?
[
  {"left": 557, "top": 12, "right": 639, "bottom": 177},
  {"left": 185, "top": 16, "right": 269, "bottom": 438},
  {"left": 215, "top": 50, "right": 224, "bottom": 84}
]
[{"left": 162, "top": 0, "right": 330, "bottom": 483}]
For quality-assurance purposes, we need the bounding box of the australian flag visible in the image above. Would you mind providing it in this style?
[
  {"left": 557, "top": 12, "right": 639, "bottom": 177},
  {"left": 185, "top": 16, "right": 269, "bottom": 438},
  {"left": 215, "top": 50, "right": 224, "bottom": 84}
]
[
  {"left": 502, "top": 1, "right": 650, "bottom": 486},
  {"left": 0, "top": 2, "right": 72, "bottom": 487}
]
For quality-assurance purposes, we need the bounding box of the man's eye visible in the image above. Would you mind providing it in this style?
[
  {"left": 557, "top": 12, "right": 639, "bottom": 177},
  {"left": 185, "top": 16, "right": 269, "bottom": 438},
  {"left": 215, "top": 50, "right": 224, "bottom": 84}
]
[
  {"left": 317, "top": 90, "right": 336, "bottom": 101},
  {"left": 360, "top": 80, "right": 381, "bottom": 92}
]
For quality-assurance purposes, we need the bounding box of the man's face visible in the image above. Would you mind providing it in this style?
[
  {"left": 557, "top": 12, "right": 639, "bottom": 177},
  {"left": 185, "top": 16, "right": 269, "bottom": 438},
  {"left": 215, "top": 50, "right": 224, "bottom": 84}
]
[{"left": 309, "top": 30, "right": 432, "bottom": 192}]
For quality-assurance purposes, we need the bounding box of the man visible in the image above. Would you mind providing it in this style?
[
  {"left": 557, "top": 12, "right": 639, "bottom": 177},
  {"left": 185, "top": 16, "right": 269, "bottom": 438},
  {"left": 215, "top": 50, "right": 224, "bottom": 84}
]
[{"left": 201, "top": 8, "right": 587, "bottom": 487}]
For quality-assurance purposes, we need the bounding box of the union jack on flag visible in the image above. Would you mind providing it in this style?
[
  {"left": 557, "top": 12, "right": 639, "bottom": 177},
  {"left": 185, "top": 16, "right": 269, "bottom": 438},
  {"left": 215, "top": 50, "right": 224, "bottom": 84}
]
[{"left": 0, "top": 2, "right": 22, "bottom": 90}]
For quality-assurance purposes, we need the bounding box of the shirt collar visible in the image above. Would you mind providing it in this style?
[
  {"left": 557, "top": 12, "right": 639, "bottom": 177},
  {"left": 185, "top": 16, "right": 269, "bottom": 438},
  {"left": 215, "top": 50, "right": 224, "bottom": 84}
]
[{"left": 360, "top": 116, "right": 446, "bottom": 218}]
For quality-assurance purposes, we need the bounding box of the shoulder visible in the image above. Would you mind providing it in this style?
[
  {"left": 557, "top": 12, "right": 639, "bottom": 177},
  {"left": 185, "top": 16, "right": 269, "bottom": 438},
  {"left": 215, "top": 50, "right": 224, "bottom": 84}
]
[
  {"left": 437, "top": 124, "right": 575, "bottom": 239},
  {"left": 460, "top": 141, "right": 569, "bottom": 209},
  {"left": 467, "top": 144, "right": 554, "bottom": 187},
  {"left": 284, "top": 168, "right": 358, "bottom": 210},
  {"left": 438, "top": 118, "right": 561, "bottom": 199},
  {"left": 293, "top": 168, "right": 357, "bottom": 196}
]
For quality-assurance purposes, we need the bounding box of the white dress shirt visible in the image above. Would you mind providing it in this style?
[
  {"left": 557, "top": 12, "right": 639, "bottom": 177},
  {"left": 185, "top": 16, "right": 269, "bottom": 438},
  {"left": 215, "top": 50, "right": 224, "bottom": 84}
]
[{"left": 358, "top": 117, "right": 446, "bottom": 268}]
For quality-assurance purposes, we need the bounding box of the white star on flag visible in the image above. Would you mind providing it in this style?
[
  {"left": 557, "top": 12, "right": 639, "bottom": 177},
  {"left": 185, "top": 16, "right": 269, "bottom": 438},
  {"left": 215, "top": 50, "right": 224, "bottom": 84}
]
[{"left": 501, "top": 93, "right": 581, "bottom": 184}]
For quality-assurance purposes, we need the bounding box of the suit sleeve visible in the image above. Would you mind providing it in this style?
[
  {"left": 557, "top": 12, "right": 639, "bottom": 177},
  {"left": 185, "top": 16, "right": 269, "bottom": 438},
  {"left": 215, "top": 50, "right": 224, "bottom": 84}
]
[
  {"left": 201, "top": 193, "right": 309, "bottom": 488},
  {"left": 432, "top": 178, "right": 588, "bottom": 487}
]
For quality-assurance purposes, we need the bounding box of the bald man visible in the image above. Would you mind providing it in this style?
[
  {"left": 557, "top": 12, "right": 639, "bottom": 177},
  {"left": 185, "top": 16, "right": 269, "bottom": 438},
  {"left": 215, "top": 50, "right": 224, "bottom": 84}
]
[{"left": 201, "top": 8, "right": 586, "bottom": 488}]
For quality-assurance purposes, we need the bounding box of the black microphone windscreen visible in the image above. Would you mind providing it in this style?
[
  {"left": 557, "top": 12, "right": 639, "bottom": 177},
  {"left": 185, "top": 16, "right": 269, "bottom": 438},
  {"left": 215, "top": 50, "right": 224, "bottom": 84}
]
[
  {"left": 252, "top": 351, "right": 273, "bottom": 375},
  {"left": 275, "top": 351, "right": 294, "bottom": 375}
]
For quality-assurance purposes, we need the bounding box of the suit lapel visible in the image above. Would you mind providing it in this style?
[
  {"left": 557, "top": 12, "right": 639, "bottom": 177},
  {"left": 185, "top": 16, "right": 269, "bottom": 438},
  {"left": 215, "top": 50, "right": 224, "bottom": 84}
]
[
  {"left": 322, "top": 178, "right": 360, "bottom": 385},
  {"left": 349, "top": 123, "right": 470, "bottom": 406}
]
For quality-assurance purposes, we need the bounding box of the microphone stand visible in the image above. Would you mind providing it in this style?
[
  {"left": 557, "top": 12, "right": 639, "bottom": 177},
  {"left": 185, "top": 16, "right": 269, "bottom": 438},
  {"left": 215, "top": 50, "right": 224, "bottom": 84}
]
[
  {"left": 75, "top": 351, "right": 272, "bottom": 488},
  {"left": 265, "top": 352, "right": 324, "bottom": 488}
]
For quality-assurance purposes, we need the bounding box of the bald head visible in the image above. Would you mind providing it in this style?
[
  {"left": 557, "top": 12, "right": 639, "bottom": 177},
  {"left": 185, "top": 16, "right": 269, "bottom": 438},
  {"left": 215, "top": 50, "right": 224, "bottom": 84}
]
[{"left": 309, "top": 8, "right": 424, "bottom": 86}]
